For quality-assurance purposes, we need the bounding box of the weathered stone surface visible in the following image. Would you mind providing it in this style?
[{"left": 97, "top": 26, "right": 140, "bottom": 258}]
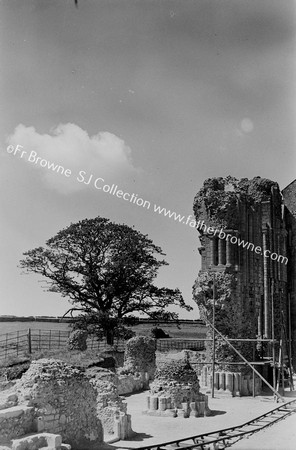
[
  {"left": 0, "top": 385, "right": 19, "bottom": 414},
  {"left": 282, "top": 179, "right": 296, "bottom": 370},
  {"left": 113, "top": 410, "right": 133, "bottom": 440},
  {"left": 117, "top": 374, "right": 144, "bottom": 395},
  {"left": 16, "top": 359, "right": 103, "bottom": 450},
  {"left": 0, "top": 406, "right": 34, "bottom": 445},
  {"left": 0, "top": 381, "right": 17, "bottom": 392},
  {"left": 123, "top": 336, "right": 156, "bottom": 381},
  {"left": 67, "top": 330, "right": 87, "bottom": 351},
  {"left": 0, "top": 357, "right": 137, "bottom": 446},
  {"left": 0, "top": 405, "right": 33, "bottom": 420},
  {"left": 87, "top": 367, "right": 133, "bottom": 441},
  {"left": 193, "top": 176, "right": 290, "bottom": 375},
  {"left": 146, "top": 360, "right": 210, "bottom": 417},
  {"left": 12, "top": 432, "right": 62, "bottom": 450}
]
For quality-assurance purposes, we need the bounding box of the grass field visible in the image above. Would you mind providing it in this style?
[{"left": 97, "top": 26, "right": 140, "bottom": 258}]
[
  {"left": 0, "top": 320, "right": 206, "bottom": 339},
  {"left": 0, "top": 321, "right": 70, "bottom": 336}
]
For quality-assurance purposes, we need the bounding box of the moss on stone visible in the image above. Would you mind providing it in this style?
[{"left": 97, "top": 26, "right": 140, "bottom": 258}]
[
  {"left": 124, "top": 336, "right": 156, "bottom": 376},
  {"left": 154, "top": 360, "right": 198, "bottom": 385},
  {"left": 192, "top": 272, "right": 255, "bottom": 366},
  {"left": 193, "top": 176, "right": 279, "bottom": 229}
]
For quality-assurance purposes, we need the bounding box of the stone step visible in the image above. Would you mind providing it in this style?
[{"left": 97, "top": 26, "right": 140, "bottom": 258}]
[
  {"left": 0, "top": 405, "right": 35, "bottom": 447},
  {"left": 0, "top": 393, "right": 18, "bottom": 409},
  {"left": 0, "top": 389, "right": 18, "bottom": 410},
  {"left": 0, "top": 405, "right": 33, "bottom": 420},
  {"left": 11, "top": 433, "right": 68, "bottom": 450}
]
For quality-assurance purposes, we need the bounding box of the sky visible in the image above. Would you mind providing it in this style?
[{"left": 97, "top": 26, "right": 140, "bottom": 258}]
[{"left": 0, "top": 0, "right": 295, "bottom": 319}]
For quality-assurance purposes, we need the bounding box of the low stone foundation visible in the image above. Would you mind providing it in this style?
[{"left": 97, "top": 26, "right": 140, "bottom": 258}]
[
  {"left": 145, "top": 360, "right": 211, "bottom": 418},
  {"left": 11, "top": 433, "right": 68, "bottom": 450},
  {"left": 144, "top": 391, "right": 210, "bottom": 417},
  {"left": 200, "top": 367, "right": 262, "bottom": 396}
]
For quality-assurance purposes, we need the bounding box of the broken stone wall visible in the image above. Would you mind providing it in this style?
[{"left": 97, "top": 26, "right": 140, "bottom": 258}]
[
  {"left": 87, "top": 367, "right": 133, "bottom": 440},
  {"left": 145, "top": 360, "right": 210, "bottom": 417},
  {"left": 117, "top": 373, "right": 145, "bottom": 395},
  {"left": 123, "top": 336, "right": 156, "bottom": 384},
  {"left": 16, "top": 359, "right": 103, "bottom": 450},
  {"left": 0, "top": 405, "right": 34, "bottom": 445}
]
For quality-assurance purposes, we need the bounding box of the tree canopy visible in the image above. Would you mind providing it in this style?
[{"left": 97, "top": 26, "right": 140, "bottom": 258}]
[{"left": 20, "top": 216, "right": 191, "bottom": 340}]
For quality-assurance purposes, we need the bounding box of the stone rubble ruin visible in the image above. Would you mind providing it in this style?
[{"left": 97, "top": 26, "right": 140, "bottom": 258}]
[
  {"left": 86, "top": 366, "right": 134, "bottom": 441},
  {"left": 0, "top": 359, "right": 103, "bottom": 450},
  {"left": 144, "top": 360, "right": 211, "bottom": 418}
]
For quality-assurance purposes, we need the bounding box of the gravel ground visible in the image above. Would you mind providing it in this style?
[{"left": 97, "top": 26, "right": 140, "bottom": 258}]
[{"left": 108, "top": 385, "right": 296, "bottom": 449}]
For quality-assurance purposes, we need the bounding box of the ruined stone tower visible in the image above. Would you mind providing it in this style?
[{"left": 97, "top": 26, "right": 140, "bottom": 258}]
[
  {"left": 193, "top": 176, "right": 295, "bottom": 370},
  {"left": 282, "top": 179, "right": 296, "bottom": 370}
]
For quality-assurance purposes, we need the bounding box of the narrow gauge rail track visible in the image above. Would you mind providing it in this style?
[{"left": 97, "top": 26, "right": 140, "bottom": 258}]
[{"left": 134, "top": 398, "right": 296, "bottom": 450}]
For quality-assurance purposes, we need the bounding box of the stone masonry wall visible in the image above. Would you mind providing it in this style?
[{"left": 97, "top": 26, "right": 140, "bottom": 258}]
[
  {"left": 282, "top": 180, "right": 296, "bottom": 370},
  {"left": 193, "top": 177, "right": 289, "bottom": 365},
  {"left": 16, "top": 359, "right": 103, "bottom": 450},
  {"left": 117, "top": 373, "right": 145, "bottom": 395},
  {"left": 0, "top": 405, "right": 34, "bottom": 445},
  {"left": 87, "top": 367, "right": 131, "bottom": 438},
  {"left": 123, "top": 336, "right": 156, "bottom": 381}
]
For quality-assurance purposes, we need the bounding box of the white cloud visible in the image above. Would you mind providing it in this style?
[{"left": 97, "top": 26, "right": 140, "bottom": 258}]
[
  {"left": 240, "top": 118, "right": 254, "bottom": 133},
  {"left": 6, "top": 123, "right": 140, "bottom": 193}
]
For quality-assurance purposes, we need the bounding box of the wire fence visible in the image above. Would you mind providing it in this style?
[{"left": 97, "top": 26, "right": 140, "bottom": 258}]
[
  {"left": 0, "top": 329, "right": 68, "bottom": 360},
  {"left": 155, "top": 338, "right": 205, "bottom": 352},
  {"left": 0, "top": 329, "right": 123, "bottom": 361},
  {"left": 0, "top": 328, "right": 205, "bottom": 362}
]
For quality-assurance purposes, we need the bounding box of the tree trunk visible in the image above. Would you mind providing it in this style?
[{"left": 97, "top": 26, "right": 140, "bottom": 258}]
[{"left": 106, "top": 329, "right": 114, "bottom": 345}]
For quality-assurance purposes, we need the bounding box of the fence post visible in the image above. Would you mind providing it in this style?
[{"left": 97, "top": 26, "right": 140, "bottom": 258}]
[
  {"left": 17, "top": 331, "right": 19, "bottom": 356},
  {"left": 5, "top": 333, "right": 8, "bottom": 359},
  {"left": 27, "top": 328, "right": 32, "bottom": 354}
]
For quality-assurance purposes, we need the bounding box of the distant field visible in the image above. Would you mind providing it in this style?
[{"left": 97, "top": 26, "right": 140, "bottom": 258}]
[
  {"left": 0, "top": 321, "right": 70, "bottom": 336},
  {"left": 132, "top": 321, "right": 206, "bottom": 339},
  {"left": 0, "top": 320, "right": 206, "bottom": 339}
]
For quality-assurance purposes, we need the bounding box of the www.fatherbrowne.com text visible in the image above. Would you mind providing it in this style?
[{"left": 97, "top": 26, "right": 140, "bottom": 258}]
[{"left": 6, "top": 144, "right": 288, "bottom": 265}]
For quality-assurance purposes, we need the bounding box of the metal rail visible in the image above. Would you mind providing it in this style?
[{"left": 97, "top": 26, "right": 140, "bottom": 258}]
[{"left": 134, "top": 398, "right": 296, "bottom": 450}]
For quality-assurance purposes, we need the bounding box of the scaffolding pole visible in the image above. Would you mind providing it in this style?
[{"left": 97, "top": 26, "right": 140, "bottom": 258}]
[
  {"left": 211, "top": 275, "right": 216, "bottom": 399},
  {"left": 271, "top": 279, "right": 276, "bottom": 399},
  {"left": 204, "top": 318, "right": 284, "bottom": 402}
]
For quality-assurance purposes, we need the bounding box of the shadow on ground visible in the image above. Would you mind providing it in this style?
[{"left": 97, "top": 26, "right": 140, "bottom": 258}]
[
  {"left": 210, "top": 409, "right": 226, "bottom": 416},
  {"left": 282, "top": 390, "right": 296, "bottom": 398},
  {"left": 125, "top": 432, "right": 153, "bottom": 441},
  {"left": 102, "top": 433, "right": 153, "bottom": 449},
  {"left": 261, "top": 384, "right": 296, "bottom": 400}
]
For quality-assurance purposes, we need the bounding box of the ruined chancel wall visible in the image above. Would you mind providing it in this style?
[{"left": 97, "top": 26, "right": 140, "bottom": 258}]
[
  {"left": 282, "top": 179, "right": 296, "bottom": 369},
  {"left": 193, "top": 176, "right": 290, "bottom": 366}
]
